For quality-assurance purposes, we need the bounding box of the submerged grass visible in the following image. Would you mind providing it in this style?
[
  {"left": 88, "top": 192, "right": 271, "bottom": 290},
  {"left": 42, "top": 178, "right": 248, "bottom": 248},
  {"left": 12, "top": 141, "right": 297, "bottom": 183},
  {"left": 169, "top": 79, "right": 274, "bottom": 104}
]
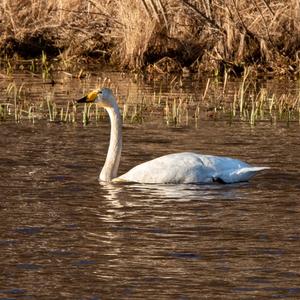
[{"left": 0, "top": 0, "right": 300, "bottom": 75}]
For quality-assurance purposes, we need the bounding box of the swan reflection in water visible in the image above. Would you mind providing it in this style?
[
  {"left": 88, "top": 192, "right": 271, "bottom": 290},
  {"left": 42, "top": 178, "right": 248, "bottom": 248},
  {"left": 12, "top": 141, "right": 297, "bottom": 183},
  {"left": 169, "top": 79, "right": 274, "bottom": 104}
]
[{"left": 99, "top": 181, "right": 248, "bottom": 203}]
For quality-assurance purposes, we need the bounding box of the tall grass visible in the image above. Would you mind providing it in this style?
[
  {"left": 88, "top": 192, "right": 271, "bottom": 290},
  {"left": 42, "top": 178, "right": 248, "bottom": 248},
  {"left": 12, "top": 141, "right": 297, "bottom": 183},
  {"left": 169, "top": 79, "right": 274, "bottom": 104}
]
[{"left": 1, "top": 0, "right": 300, "bottom": 74}]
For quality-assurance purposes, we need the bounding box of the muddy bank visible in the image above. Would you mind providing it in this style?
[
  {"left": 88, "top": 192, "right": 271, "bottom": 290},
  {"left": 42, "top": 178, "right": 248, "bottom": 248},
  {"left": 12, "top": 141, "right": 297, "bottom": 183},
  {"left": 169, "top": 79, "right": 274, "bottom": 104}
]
[{"left": 1, "top": 0, "right": 300, "bottom": 75}]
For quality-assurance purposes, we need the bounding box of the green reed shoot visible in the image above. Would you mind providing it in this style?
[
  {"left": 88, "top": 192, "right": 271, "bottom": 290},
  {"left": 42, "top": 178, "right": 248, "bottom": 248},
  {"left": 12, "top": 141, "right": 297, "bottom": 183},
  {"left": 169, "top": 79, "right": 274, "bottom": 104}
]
[
  {"left": 28, "top": 105, "right": 35, "bottom": 123},
  {"left": 82, "top": 103, "right": 94, "bottom": 125},
  {"left": 172, "top": 98, "right": 177, "bottom": 122},
  {"left": 239, "top": 69, "right": 249, "bottom": 115},
  {"left": 123, "top": 103, "right": 128, "bottom": 121},
  {"left": 257, "top": 89, "right": 266, "bottom": 120},
  {"left": 5, "top": 57, "right": 13, "bottom": 75},
  {"left": 66, "top": 101, "right": 70, "bottom": 122},
  {"left": 46, "top": 94, "right": 57, "bottom": 121},
  {"left": 250, "top": 97, "right": 257, "bottom": 126},
  {"left": 131, "top": 105, "right": 138, "bottom": 123},
  {"left": 41, "top": 51, "right": 51, "bottom": 80},
  {"left": 69, "top": 102, "right": 76, "bottom": 123},
  {"left": 268, "top": 94, "right": 275, "bottom": 115},
  {"left": 164, "top": 99, "right": 170, "bottom": 125}
]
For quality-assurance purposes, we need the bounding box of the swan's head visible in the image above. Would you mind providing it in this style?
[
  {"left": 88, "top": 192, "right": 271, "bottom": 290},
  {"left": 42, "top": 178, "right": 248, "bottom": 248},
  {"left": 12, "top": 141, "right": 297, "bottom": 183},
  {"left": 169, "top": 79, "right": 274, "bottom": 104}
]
[{"left": 77, "top": 88, "right": 116, "bottom": 107}]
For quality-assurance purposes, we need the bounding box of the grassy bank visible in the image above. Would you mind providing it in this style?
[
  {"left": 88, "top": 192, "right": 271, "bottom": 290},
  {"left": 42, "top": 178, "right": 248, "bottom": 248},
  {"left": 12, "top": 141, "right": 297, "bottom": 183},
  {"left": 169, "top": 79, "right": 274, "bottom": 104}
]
[{"left": 0, "top": 0, "right": 300, "bottom": 75}]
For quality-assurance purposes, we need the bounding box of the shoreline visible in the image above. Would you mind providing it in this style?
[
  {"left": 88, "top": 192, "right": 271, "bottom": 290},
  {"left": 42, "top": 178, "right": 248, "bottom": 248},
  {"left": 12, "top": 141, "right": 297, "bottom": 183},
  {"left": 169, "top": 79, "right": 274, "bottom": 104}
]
[{"left": 1, "top": 0, "right": 300, "bottom": 76}]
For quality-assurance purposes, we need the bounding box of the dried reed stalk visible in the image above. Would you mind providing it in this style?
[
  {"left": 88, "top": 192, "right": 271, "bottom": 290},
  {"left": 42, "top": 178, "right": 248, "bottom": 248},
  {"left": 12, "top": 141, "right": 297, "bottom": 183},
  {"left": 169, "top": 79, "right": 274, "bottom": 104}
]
[{"left": 0, "top": 0, "right": 299, "bottom": 74}]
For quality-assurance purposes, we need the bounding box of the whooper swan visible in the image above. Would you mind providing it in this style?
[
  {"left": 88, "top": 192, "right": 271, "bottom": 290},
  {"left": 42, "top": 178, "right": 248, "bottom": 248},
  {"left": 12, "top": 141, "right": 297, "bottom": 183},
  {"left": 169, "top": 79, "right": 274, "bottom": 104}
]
[{"left": 77, "top": 88, "right": 268, "bottom": 184}]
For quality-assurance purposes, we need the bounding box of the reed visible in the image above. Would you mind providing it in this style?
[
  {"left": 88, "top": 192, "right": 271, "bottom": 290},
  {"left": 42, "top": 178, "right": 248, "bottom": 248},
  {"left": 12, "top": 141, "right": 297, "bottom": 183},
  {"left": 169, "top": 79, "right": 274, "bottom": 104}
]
[
  {"left": 0, "top": 0, "right": 300, "bottom": 74},
  {"left": 1, "top": 75, "right": 300, "bottom": 126}
]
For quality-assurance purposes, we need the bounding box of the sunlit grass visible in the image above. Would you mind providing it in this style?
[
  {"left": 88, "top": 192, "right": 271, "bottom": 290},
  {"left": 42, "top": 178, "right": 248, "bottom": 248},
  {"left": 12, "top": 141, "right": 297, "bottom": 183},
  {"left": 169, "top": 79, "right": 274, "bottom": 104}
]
[{"left": 1, "top": 73, "right": 300, "bottom": 127}]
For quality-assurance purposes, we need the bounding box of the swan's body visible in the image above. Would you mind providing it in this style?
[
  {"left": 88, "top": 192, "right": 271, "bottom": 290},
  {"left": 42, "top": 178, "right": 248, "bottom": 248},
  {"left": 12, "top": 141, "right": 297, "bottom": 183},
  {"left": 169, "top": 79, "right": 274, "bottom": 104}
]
[
  {"left": 77, "top": 88, "right": 268, "bottom": 184},
  {"left": 117, "top": 152, "right": 266, "bottom": 184}
]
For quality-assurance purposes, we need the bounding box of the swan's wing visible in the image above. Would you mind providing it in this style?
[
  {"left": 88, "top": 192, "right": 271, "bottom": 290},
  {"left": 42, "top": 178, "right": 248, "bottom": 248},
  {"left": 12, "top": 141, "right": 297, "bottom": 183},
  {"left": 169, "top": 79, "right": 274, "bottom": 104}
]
[
  {"left": 215, "top": 166, "right": 270, "bottom": 183},
  {"left": 117, "top": 152, "right": 268, "bottom": 184},
  {"left": 117, "top": 152, "right": 205, "bottom": 183}
]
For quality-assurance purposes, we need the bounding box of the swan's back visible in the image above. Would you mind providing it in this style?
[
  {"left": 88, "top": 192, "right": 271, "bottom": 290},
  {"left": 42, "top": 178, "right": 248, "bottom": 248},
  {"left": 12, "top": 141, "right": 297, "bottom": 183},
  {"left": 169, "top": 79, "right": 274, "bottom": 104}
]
[{"left": 117, "top": 152, "right": 267, "bottom": 184}]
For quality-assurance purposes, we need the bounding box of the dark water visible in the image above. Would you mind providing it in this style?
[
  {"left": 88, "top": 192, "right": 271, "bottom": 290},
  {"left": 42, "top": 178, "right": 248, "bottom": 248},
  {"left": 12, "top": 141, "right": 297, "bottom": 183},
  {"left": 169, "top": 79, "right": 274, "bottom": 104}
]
[{"left": 1, "top": 117, "right": 300, "bottom": 299}]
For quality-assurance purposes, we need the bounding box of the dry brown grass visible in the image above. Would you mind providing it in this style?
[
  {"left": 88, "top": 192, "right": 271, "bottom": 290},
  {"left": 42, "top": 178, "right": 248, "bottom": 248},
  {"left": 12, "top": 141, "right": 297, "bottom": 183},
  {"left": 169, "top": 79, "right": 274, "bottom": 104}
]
[{"left": 0, "top": 0, "right": 300, "bottom": 74}]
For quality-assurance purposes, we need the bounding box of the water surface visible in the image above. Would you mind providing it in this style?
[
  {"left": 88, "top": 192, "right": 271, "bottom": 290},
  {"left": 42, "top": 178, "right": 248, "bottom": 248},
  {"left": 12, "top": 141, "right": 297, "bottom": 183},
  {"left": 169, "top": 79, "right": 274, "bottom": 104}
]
[
  {"left": 1, "top": 72, "right": 300, "bottom": 299},
  {"left": 1, "top": 119, "right": 300, "bottom": 299}
]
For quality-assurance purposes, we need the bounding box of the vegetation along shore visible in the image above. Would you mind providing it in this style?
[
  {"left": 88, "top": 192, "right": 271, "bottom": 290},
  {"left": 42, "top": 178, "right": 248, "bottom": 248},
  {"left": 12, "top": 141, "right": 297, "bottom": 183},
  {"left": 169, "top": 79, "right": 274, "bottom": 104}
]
[{"left": 1, "top": 0, "right": 300, "bottom": 75}]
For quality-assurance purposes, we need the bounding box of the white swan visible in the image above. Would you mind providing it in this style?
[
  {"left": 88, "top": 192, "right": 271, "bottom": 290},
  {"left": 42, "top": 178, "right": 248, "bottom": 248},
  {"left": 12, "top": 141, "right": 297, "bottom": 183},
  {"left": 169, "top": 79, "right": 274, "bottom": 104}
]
[{"left": 77, "top": 88, "right": 268, "bottom": 184}]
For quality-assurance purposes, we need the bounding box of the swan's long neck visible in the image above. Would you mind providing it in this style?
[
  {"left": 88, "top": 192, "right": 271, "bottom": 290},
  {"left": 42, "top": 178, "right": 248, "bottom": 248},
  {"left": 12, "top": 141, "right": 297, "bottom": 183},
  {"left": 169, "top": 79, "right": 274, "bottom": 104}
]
[{"left": 99, "top": 102, "right": 122, "bottom": 182}]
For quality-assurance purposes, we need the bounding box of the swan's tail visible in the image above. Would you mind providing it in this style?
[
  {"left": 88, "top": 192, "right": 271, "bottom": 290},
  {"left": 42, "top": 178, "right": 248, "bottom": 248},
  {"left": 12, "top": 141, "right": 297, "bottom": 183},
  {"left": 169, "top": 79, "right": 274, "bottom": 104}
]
[{"left": 218, "top": 166, "right": 270, "bottom": 183}]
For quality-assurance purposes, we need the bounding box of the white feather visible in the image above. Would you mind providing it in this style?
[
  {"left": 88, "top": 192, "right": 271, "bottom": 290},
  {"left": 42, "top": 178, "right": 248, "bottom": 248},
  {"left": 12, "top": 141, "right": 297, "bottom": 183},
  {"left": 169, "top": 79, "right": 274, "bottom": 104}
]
[{"left": 117, "top": 152, "right": 269, "bottom": 183}]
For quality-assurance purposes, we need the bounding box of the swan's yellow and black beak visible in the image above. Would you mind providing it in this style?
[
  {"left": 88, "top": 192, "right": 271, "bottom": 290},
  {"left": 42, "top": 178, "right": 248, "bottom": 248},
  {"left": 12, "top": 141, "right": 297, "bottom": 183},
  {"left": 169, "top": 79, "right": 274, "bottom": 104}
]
[{"left": 77, "top": 90, "right": 99, "bottom": 103}]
